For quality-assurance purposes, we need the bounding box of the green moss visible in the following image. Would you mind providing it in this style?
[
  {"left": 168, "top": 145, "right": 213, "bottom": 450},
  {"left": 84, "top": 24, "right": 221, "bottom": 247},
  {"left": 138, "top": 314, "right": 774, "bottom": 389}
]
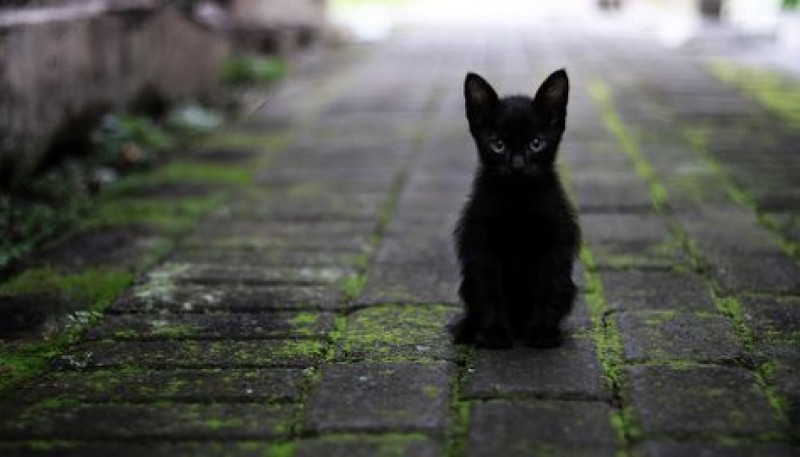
[
  {"left": 579, "top": 246, "right": 634, "bottom": 447},
  {"left": 106, "top": 161, "right": 253, "bottom": 194},
  {"left": 262, "top": 340, "right": 327, "bottom": 364},
  {"left": 222, "top": 54, "right": 287, "bottom": 87},
  {"left": 711, "top": 294, "right": 754, "bottom": 351},
  {"left": 588, "top": 80, "right": 668, "bottom": 211},
  {"left": 297, "top": 433, "right": 432, "bottom": 457},
  {"left": 446, "top": 400, "right": 470, "bottom": 457},
  {"left": 339, "top": 273, "right": 367, "bottom": 301},
  {"left": 203, "top": 417, "right": 245, "bottom": 430},
  {"left": 83, "top": 194, "right": 226, "bottom": 234},
  {"left": 0, "top": 267, "right": 132, "bottom": 310},
  {"left": 0, "top": 353, "right": 48, "bottom": 393},
  {"left": 710, "top": 61, "right": 800, "bottom": 126},
  {"left": 267, "top": 442, "right": 295, "bottom": 457},
  {"left": 288, "top": 312, "right": 318, "bottom": 328},
  {"left": 148, "top": 323, "right": 200, "bottom": 339},
  {"left": 338, "top": 305, "right": 457, "bottom": 362},
  {"left": 683, "top": 127, "right": 798, "bottom": 258}
]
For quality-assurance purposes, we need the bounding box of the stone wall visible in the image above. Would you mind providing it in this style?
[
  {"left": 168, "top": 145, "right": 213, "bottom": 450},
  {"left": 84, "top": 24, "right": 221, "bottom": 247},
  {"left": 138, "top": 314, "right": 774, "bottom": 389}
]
[
  {"left": 226, "top": 0, "right": 326, "bottom": 54},
  {"left": 0, "top": 0, "right": 229, "bottom": 177}
]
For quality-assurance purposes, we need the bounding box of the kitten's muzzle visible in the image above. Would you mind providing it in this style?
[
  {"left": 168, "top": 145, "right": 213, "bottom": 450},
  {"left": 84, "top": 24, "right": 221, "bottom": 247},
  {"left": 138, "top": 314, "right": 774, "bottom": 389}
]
[{"left": 511, "top": 154, "right": 526, "bottom": 170}]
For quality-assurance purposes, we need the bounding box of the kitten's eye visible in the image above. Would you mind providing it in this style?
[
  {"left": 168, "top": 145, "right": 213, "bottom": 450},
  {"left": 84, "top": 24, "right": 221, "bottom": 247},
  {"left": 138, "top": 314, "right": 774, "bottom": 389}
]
[
  {"left": 489, "top": 137, "right": 506, "bottom": 154},
  {"left": 528, "top": 137, "right": 546, "bottom": 152}
]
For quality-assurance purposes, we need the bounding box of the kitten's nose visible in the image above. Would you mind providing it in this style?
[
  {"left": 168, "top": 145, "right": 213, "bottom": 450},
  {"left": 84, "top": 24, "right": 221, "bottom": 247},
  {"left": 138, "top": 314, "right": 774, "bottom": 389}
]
[{"left": 511, "top": 154, "right": 525, "bottom": 170}]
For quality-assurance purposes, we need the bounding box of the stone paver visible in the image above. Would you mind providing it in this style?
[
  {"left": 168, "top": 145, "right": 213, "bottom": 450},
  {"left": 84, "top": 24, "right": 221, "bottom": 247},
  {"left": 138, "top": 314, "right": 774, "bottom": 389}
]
[
  {"left": 0, "top": 403, "right": 296, "bottom": 440},
  {"left": 463, "top": 339, "right": 607, "bottom": 400},
  {"left": 616, "top": 311, "right": 747, "bottom": 363},
  {"left": 622, "top": 365, "right": 783, "bottom": 438},
  {"left": 305, "top": 362, "right": 450, "bottom": 434},
  {"left": 599, "top": 270, "right": 716, "bottom": 312},
  {"left": 466, "top": 400, "right": 617, "bottom": 457},
  {"left": 1, "top": 9, "right": 799, "bottom": 457}
]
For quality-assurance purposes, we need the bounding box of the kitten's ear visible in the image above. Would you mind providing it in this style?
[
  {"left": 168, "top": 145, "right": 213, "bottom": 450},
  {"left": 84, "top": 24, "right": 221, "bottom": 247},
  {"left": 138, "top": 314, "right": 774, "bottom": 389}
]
[
  {"left": 533, "top": 69, "right": 569, "bottom": 123},
  {"left": 465, "top": 73, "right": 499, "bottom": 121}
]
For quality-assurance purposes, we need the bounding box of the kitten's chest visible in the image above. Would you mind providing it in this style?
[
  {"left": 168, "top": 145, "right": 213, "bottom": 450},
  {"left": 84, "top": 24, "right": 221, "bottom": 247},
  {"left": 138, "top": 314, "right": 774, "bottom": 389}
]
[{"left": 489, "top": 209, "right": 554, "bottom": 250}]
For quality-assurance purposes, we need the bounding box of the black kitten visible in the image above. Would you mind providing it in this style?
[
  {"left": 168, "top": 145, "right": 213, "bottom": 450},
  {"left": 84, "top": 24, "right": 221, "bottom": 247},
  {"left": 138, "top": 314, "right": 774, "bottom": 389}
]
[{"left": 451, "top": 70, "right": 580, "bottom": 349}]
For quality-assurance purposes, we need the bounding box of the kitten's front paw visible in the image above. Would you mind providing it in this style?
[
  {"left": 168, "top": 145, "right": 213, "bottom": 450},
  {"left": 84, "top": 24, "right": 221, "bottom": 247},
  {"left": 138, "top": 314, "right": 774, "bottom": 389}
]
[
  {"left": 475, "top": 326, "right": 514, "bottom": 349},
  {"left": 448, "top": 316, "right": 477, "bottom": 345},
  {"left": 524, "top": 326, "right": 563, "bottom": 349}
]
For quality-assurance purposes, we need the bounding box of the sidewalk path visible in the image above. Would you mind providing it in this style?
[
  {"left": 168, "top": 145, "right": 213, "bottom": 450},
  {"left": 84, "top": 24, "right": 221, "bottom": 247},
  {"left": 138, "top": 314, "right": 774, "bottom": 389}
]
[{"left": 1, "top": 19, "right": 798, "bottom": 456}]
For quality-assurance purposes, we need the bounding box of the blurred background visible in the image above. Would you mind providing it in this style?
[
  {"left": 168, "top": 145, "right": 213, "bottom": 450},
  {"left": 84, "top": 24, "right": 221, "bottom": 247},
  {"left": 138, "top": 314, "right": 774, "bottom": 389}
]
[{"left": 0, "top": 0, "right": 798, "bottom": 275}]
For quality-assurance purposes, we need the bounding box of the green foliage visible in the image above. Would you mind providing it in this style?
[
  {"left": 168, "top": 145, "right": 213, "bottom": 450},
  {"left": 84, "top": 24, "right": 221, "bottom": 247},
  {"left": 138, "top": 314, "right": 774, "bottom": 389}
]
[
  {"left": 222, "top": 55, "right": 288, "bottom": 87},
  {"left": 0, "top": 164, "right": 92, "bottom": 271},
  {"left": 0, "top": 268, "right": 132, "bottom": 311},
  {"left": 83, "top": 194, "right": 226, "bottom": 234},
  {"left": 0, "top": 268, "right": 133, "bottom": 394},
  {"left": 92, "top": 113, "right": 174, "bottom": 165},
  {"left": 339, "top": 274, "right": 367, "bottom": 300}
]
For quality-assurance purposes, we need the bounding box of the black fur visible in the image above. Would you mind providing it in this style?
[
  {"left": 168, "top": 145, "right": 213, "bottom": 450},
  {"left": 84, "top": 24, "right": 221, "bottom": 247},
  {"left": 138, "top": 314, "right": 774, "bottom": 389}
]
[{"left": 451, "top": 70, "right": 580, "bottom": 349}]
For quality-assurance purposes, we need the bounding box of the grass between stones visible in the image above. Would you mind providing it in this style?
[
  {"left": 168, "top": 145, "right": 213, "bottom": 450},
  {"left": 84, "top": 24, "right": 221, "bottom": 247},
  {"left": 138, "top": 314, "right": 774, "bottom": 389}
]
[
  {"left": 588, "top": 80, "right": 668, "bottom": 211},
  {"left": 0, "top": 130, "right": 288, "bottom": 398},
  {"left": 589, "top": 79, "right": 793, "bottom": 438},
  {"left": 682, "top": 127, "right": 800, "bottom": 258},
  {"left": 0, "top": 268, "right": 133, "bottom": 393},
  {"left": 709, "top": 61, "right": 800, "bottom": 127},
  {"left": 440, "top": 323, "right": 474, "bottom": 457},
  {"left": 558, "top": 126, "right": 635, "bottom": 449},
  {"left": 579, "top": 248, "right": 637, "bottom": 447}
]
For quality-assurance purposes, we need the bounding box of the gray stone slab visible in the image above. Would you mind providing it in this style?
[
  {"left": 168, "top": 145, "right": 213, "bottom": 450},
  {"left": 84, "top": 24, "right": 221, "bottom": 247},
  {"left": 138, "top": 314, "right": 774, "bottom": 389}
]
[
  {"left": 86, "top": 311, "right": 334, "bottom": 340},
  {"left": 169, "top": 248, "right": 358, "bottom": 268},
  {"left": 358, "top": 264, "right": 460, "bottom": 305},
  {"left": 740, "top": 295, "right": 800, "bottom": 343},
  {"left": 599, "top": 270, "right": 716, "bottom": 312},
  {"left": 767, "top": 348, "right": 800, "bottom": 433},
  {"left": 54, "top": 340, "right": 326, "bottom": 369},
  {"left": 565, "top": 294, "right": 593, "bottom": 333},
  {"left": 764, "top": 212, "right": 800, "bottom": 247},
  {"left": 462, "top": 338, "right": 607, "bottom": 400},
  {"left": 707, "top": 253, "right": 800, "bottom": 295},
  {"left": 467, "top": 400, "right": 618, "bottom": 457},
  {"left": 32, "top": 225, "right": 163, "bottom": 271},
  {"left": 622, "top": 365, "right": 783, "bottom": 437},
  {"left": 0, "top": 442, "right": 274, "bottom": 457},
  {"left": 109, "top": 284, "right": 343, "bottom": 313},
  {"left": 676, "top": 206, "right": 785, "bottom": 256},
  {"left": 0, "top": 403, "right": 295, "bottom": 440},
  {"left": 305, "top": 362, "right": 450, "bottom": 434},
  {"left": 580, "top": 214, "right": 688, "bottom": 270},
  {"left": 293, "top": 435, "right": 442, "bottom": 457},
  {"left": 632, "top": 442, "right": 797, "bottom": 457},
  {"left": 373, "top": 214, "right": 458, "bottom": 267},
  {"left": 144, "top": 263, "right": 352, "bottom": 287},
  {"left": 336, "top": 305, "right": 458, "bottom": 362},
  {"left": 572, "top": 172, "right": 654, "bottom": 213},
  {"left": 181, "top": 222, "right": 373, "bottom": 253},
  {"left": 18, "top": 368, "right": 305, "bottom": 403},
  {"left": 190, "top": 220, "right": 376, "bottom": 241},
  {"left": 616, "top": 311, "right": 746, "bottom": 363}
]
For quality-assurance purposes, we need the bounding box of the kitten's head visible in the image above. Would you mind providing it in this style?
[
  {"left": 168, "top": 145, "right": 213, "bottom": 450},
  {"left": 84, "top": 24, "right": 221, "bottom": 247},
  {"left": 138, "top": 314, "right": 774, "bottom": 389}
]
[{"left": 464, "top": 70, "right": 569, "bottom": 178}]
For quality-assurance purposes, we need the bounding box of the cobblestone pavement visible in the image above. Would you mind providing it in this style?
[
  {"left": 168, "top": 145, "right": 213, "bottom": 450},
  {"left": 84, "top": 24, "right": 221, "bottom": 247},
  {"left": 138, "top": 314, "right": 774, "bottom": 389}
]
[{"left": 1, "top": 17, "right": 799, "bottom": 457}]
